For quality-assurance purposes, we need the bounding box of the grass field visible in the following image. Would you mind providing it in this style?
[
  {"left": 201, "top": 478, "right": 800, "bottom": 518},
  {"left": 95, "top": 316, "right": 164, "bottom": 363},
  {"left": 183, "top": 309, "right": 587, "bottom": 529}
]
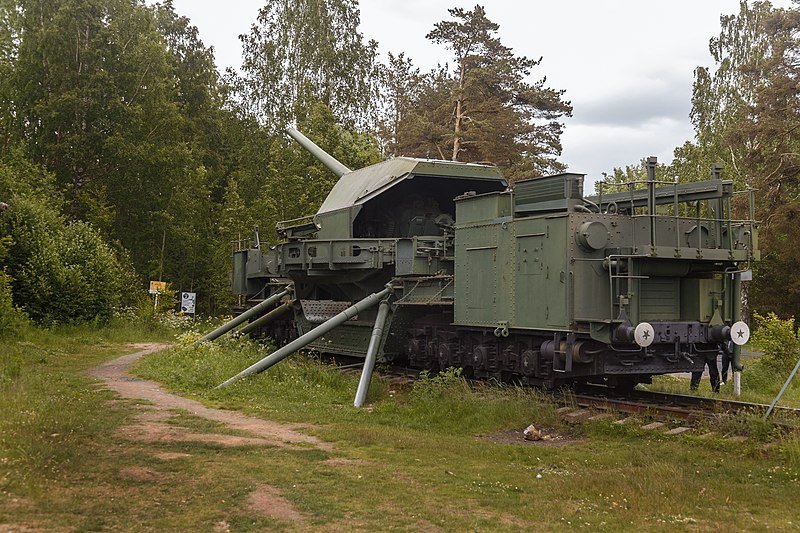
[{"left": 2, "top": 327, "right": 800, "bottom": 531}]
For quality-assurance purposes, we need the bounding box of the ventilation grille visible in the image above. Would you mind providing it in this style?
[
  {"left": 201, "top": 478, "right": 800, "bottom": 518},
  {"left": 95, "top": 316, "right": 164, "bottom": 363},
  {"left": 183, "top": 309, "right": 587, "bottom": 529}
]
[
  {"left": 514, "top": 173, "right": 584, "bottom": 213},
  {"left": 640, "top": 278, "right": 680, "bottom": 320}
]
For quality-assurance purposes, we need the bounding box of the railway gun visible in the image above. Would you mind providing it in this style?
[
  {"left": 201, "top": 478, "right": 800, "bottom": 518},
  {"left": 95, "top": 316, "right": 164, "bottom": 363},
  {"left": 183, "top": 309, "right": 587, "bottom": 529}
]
[{"left": 205, "top": 128, "right": 759, "bottom": 404}]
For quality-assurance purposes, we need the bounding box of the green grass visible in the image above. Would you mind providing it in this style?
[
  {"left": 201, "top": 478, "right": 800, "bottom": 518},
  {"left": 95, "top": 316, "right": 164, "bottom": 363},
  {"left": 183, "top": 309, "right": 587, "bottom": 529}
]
[
  {"left": 131, "top": 337, "right": 800, "bottom": 530},
  {"left": 3, "top": 326, "right": 800, "bottom": 531}
]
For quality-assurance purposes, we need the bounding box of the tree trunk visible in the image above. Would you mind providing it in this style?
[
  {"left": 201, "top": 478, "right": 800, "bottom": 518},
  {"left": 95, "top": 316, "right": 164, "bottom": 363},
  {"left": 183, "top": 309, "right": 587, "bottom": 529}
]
[{"left": 452, "top": 63, "right": 465, "bottom": 161}]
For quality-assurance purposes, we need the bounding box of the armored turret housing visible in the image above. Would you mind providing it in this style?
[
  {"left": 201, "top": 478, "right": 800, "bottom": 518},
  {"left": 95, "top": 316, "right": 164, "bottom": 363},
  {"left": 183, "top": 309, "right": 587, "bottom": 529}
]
[{"left": 278, "top": 128, "right": 508, "bottom": 242}]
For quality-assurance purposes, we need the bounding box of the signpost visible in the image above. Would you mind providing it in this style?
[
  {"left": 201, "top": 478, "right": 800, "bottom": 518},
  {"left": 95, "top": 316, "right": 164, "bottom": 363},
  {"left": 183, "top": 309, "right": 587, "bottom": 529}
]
[
  {"left": 149, "top": 281, "right": 167, "bottom": 294},
  {"left": 149, "top": 280, "right": 168, "bottom": 311},
  {"left": 181, "top": 292, "right": 196, "bottom": 315}
]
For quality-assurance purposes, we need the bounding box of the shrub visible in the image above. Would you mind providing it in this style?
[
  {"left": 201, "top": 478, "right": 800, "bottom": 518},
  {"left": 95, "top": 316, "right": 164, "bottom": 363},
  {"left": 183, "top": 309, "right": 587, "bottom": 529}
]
[
  {"left": 410, "top": 367, "right": 470, "bottom": 402},
  {"left": 0, "top": 270, "right": 27, "bottom": 335},
  {"left": 750, "top": 312, "right": 800, "bottom": 373},
  {"left": 1, "top": 195, "right": 136, "bottom": 325}
]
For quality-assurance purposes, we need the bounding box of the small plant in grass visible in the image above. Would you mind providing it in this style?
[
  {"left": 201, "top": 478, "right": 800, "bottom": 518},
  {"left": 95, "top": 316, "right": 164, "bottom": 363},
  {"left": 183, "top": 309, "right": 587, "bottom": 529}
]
[
  {"left": 0, "top": 270, "right": 28, "bottom": 336},
  {"left": 782, "top": 432, "right": 800, "bottom": 467},
  {"left": 702, "top": 412, "right": 782, "bottom": 441},
  {"left": 410, "top": 367, "right": 469, "bottom": 401}
]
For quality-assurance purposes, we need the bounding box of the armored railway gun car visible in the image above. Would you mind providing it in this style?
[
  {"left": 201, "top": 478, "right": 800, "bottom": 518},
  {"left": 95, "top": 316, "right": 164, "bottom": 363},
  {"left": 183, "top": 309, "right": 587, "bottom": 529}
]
[{"left": 221, "top": 129, "right": 757, "bottom": 393}]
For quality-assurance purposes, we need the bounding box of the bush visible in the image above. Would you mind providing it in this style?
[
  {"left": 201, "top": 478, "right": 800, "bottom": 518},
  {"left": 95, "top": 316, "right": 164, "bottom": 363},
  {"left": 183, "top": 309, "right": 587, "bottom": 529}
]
[
  {"left": 0, "top": 270, "right": 27, "bottom": 335},
  {"left": 0, "top": 229, "right": 27, "bottom": 335},
  {"left": 1, "top": 192, "right": 137, "bottom": 325},
  {"left": 750, "top": 312, "right": 800, "bottom": 373},
  {"left": 410, "top": 367, "right": 470, "bottom": 402}
]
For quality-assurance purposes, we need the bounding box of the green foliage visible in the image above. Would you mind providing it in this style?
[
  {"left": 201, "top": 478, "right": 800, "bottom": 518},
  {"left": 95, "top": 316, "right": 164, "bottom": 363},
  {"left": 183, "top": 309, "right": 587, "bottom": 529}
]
[
  {"left": 0, "top": 152, "right": 139, "bottom": 325},
  {"left": 670, "top": 2, "right": 800, "bottom": 316},
  {"left": 410, "top": 367, "right": 469, "bottom": 402},
  {"left": 1, "top": 195, "right": 135, "bottom": 324},
  {"left": 0, "top": 0, "right": 263, "bottom": 318},
  {"left": 233, "top": 0, "right": 379, "bottom": 130},
  {"left": 379, "top": 6, "right": 571, "bottom": 179},
  {"left": 671, "top": 0, "right": 780, "bottom": 189},
  {"left": 0, "top": 269, "right": 27, "bottom": 334},
  {"left": 750, "top": 312, "right": 800, "bottom": 373}
]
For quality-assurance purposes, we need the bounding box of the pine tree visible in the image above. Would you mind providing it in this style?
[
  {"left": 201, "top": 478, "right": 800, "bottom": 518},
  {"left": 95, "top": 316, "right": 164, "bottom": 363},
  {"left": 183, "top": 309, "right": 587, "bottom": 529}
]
[{"left": 385, "top": 5, "right": 571, "bottom": 179}]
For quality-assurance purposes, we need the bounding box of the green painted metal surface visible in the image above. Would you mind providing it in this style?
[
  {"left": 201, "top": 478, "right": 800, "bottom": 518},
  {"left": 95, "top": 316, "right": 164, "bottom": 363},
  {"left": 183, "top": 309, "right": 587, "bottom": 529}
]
[
  {"left": 318, "top": 157, "right": 506, "bottom": 215},
  {"left": 453, "top": 170, "right": 757, "bottom": 338},
  {"left": 224, "top": 129, "right": 761, "bottom": 386}
]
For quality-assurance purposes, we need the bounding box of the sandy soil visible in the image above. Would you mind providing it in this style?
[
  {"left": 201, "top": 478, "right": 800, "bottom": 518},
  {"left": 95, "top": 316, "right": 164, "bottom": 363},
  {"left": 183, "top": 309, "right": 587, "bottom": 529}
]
[
  {"left": 244, "top": 484, "right": 306, "bottom": 523},
  {"left": 88, "top": 343, "right": 329, "bottom": 526},
  {"left": 89, "top": 343, "right": 332, "bottom": 451}
]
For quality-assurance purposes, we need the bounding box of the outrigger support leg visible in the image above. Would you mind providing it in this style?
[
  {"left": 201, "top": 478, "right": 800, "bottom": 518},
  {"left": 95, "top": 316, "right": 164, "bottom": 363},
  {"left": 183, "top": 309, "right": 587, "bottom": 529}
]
[
  {"left": 194, "top": 287, "right": 291, "bottom": 345},
  {"left": 354, "top": 300, "right": 391, "bottom": 408},
  {"left": 216, "top": 287, "right": 392, "bottom": 389},
  {"left": 237, "top": 300, "right": 294, "bottom": 337}
]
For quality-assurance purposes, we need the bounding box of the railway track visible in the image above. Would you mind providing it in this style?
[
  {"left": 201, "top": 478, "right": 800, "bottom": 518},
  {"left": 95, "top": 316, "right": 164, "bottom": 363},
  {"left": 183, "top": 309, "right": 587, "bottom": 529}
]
[
  {"left": 330, "top": 358, "right": 800, "bottom": 427},
  {"left": 572, "top": 384, "right": 800, "bottom": 423}
]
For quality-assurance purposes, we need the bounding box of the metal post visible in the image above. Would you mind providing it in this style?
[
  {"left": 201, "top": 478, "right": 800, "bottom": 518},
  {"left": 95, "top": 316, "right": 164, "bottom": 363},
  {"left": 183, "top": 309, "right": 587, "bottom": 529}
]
[
  {"left": 731, "top": 273, "right": 743, "bottom": 372},
  {"left": 726, "top": 197, "right": 733, "bottom": 253},
  {"left": 696, "top": 200, "right": 702, "bottom": 251},
  {"left": 216, "top": 287, "right": 392, "bottom": 388},
  {"left": 354, "top": 300, "right": 391, "bottom": 408},
  {"left": 673, "top": 177, "right": 680, "bottom": 254},
  {"left": 646, "top": 157, "right": 657, "bottom": 251},
  {"left": 598, "top": 181, "right": 604, "bottom": 212},
  {"left": 194, "top": 288, "right": 290, "bottom": 345},
  {"left": 765, "top": 356, "right": 800, "bottom": 419},
  {"left": 749, "top": 187, "right": 756, "bottom": 255},
  {"left": 731, "top": 271, "right": 743, "bottom": 397},
  {"left": 711, "top": 161, "right": 726, "bottom": 252},
  {"left": 237, "top": 301, "right": 293, "bottom": 336}
]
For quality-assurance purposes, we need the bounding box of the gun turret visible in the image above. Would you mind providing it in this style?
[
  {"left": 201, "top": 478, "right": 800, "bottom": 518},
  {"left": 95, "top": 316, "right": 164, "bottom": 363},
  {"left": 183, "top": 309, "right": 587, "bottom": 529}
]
[{"left": 286, "top": 127, "right": 351, "bottom": 178}]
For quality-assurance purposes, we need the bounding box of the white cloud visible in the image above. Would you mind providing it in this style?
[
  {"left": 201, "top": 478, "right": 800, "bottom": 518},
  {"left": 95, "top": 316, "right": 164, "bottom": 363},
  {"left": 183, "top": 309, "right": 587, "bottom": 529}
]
[
  {"left": 165, "top": 0, "right": 794, "bottom": 181},
  {"left": 561, "top": 117, "right": 694, "bottom": 191}
]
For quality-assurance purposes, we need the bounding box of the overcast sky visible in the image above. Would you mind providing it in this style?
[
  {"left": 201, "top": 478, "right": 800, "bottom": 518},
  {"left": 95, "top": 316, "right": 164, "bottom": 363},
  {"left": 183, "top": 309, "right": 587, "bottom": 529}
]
[{"left": 165, "top": 0, "right": 792, "bottom": 187}]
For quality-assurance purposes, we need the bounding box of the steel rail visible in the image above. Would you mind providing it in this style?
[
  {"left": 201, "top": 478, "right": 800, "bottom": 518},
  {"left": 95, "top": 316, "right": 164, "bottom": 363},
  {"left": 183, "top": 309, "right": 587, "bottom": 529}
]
[{"left": 573, "top": 384, "right": 800, "bottom": 420}]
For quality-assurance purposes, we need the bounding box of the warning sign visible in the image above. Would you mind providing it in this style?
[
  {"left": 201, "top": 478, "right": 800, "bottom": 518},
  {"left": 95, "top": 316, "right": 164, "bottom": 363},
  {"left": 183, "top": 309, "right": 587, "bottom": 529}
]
[
  {"left": 180, "top": 292, "right": 196, "bottom": 314},
  {"left": 149, "top": 281, "right": 167, "bottom": 294}
]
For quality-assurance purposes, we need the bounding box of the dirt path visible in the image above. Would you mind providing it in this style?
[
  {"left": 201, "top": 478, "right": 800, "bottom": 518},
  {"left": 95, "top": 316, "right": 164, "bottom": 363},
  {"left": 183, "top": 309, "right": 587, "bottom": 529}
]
[{"left": 89, "top": 343, "right": 332, "bottom": 452}]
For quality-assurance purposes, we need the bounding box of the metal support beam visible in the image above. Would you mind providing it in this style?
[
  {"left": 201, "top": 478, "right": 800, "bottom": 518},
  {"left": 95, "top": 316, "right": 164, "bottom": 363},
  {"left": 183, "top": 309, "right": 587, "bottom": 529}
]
[
  {"left": 194, "top": 288, "right": 290, "bottom": 345},
  {"left": 765, "top": 356, "right": 800, "bottom": 419},
  {"left": 237, "top": 301, "right": 293, "bottom": 336},
  {"left": 586, "top": 179, "right": 730, "bottom": 209},
  {"left": 731, "top": 273, "right": 743, "bottom": 372},
  {"left": 646, "top": 156, "right": 657, "bottom": 249},
  {"left": 216, "top": 287, "right": 392, "bottom": 388},
  {"left": 354, "top": 300, "right": 391, "bottom": 408}
]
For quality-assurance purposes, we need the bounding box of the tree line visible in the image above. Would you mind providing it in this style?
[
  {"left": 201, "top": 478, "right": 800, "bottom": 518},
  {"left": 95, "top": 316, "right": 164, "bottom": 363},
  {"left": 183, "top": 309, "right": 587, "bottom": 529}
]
[
  {"left": 0, "top": 0, "right": 796, "bottom": 326},
  {"left": 603, "top": 1, "right": 799, "bottom": 318}
]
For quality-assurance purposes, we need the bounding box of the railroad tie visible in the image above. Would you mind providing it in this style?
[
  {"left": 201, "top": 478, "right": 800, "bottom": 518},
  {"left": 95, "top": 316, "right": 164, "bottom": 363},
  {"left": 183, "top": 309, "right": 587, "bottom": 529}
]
[{"left": 664, "top": 427, "right": 692, "bottom": 436}]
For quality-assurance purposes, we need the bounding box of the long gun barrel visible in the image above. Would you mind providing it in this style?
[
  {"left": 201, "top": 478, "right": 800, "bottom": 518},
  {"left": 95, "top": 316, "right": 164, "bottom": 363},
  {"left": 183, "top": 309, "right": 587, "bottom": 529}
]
[{"left": 286, "top": 127, "right": 351, "bottom": 178}]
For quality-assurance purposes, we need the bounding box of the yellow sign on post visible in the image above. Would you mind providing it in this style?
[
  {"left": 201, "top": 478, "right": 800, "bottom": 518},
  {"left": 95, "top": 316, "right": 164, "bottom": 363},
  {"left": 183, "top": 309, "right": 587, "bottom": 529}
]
[{"left": 149, "top": 281, "right": 167, "bottom": 294}]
